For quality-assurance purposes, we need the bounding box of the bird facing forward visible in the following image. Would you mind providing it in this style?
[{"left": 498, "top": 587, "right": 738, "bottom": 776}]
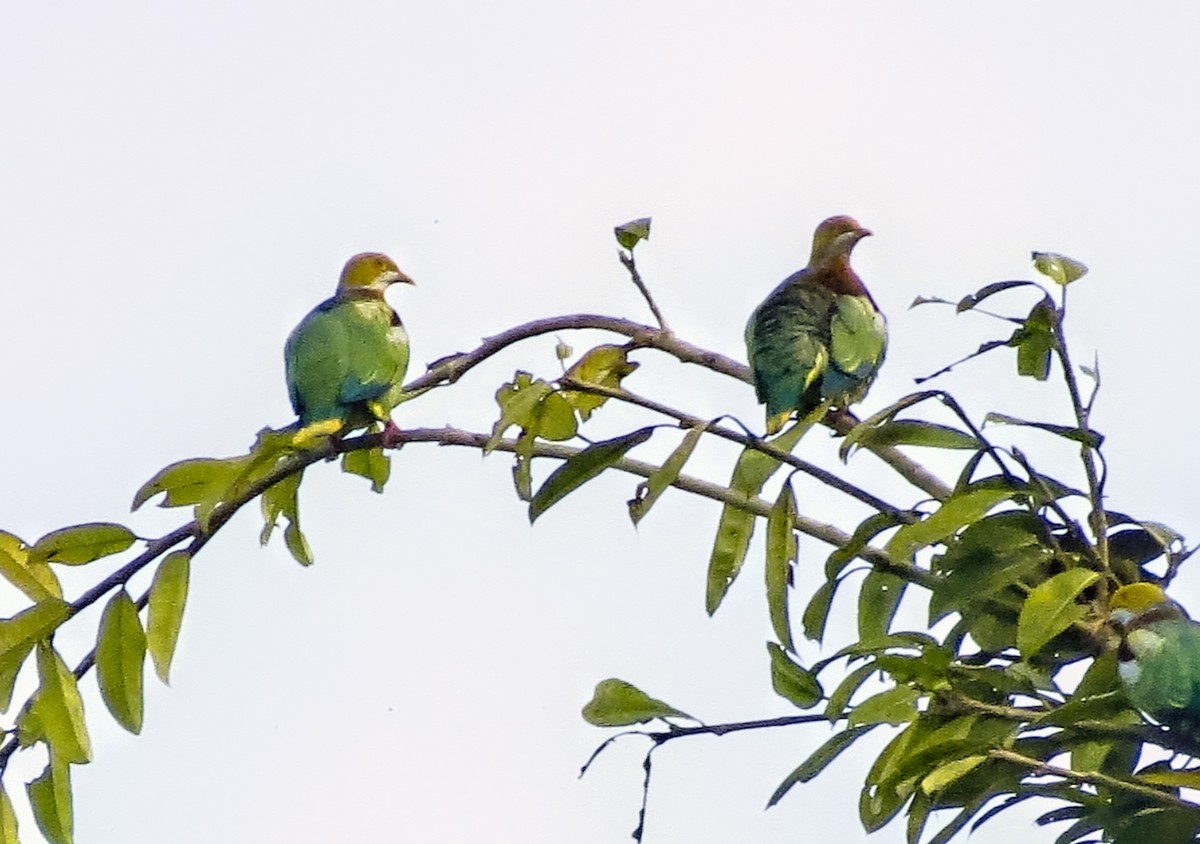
[
  {"left": 1110, "top": 582, "right": 1200, "bottom": 730},
  {"left": 285, "top": 252, "right": 415, "bottom": 446},
  {"left": 745, "top": 215, "right": 887, "bottom": 435}
]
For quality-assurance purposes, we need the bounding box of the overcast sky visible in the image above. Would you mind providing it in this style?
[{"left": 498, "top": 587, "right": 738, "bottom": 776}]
[{"left": 4, "top": 3, "right": 1200, "bottom": 843}]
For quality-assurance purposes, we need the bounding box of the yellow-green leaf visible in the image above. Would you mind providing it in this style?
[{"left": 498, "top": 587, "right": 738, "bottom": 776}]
[
  {"left": 28, "top": 755, "right": 72, "bottom": 844},
  {"left": 260, "top": 472, "right": 312, "bottom": 566},
  {"left": 529, "top": 428, "right": 654, "bottom": 523},
  {"left": 0, "top": 783, "right": 18, "bottom": 844},
  {"left": 581, "top": 678, "right": 691, "bottom": 727},
  {"left": 34, "top": 643, "right": 91, "bottom": 763},
  {"left": 920, "top": 754, "right": 986, "bottom": 795},
  {"left": 1017, "top": 568, "right": 1099, "bottom": 659},
  {"left": 847, "top": 686, "right": 919, "bottom": 728},
  {"left": 839, "top": 420, "right": 980, "bottom": 461},
  {"left": 706, "top": 421, "right": 809, "bottom": 615},
  {"left": 885, "top": 488, "right": 1013, "bottom": 563},
  {"left": 628, "top": 425, "right": 703, "bottom": 525},
  {"left": 0, "top": 600, "right": 71, "bottom": 712},
  {"left": 147, "top": 552, "right": 190, "bottom": 683},
  {"left": 29, "top": 523, "right": 136, "bottom": 567},
  {"left": 487, "top": 372, "right": 551, "bottom": 453},
  {"left": 562, "top": 345, "right": 640, "bottom": 421},
  {"left": 0, "top": 531, "right": 61, "bottom": 601},
  {"left": 95, "top": 590, "right": 146, "bottom": 734},
  {"left": 1032, "top": 250, "right": 1088, "bottom": 285},
  {"left": 614, "top": 217, "right": 651, "bottom": 250},
  {"left": 132, "top": 457, "right": 246, "bottom": 511},
  {"left": 529, "top": 390, "right": 578, "bottom": 441},
  {"left": 341, "top": 446, "right": 391, "bottom": 493},
  {"left": 766, "top": 483, "right": 798, "bottom": 652},
  {"left": 1138, "top": 768, "right": 1200, "bottom": 789}
]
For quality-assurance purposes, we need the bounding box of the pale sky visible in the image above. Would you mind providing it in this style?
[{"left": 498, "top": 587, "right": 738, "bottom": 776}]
[{"left": 4, "top": 3, "right": 1200, "bottom": 843}]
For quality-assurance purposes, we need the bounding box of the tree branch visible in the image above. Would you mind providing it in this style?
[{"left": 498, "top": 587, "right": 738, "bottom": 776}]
[
  {"left": 990, "top": 748, "right": 1200, "bottom": 814},
  {"left": 406, "top": 312, "right": 951, "bottom": 501}
]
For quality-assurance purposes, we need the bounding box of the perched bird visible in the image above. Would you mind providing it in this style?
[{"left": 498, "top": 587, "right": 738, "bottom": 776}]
[
  {"left": 745, "top": 215, "right": 887, "bottom": 435},
  {"left": 1110, "top": 582, "right": 1200, "bottom": 728},
  {"left": 285, "top": 252, "right": 415, "bottom": 446}
]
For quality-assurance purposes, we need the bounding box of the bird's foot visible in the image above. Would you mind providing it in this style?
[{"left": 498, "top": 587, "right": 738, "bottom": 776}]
[{"left": 380, "top": 419, "right": 405, "bottom": 449}]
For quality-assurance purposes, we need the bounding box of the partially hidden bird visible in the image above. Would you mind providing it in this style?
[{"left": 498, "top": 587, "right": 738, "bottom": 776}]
[
  {"left": 285, "top": 252, "right": 415, "bottom": 446},
  {"left": 1110, "top": 582, "right": 1200, "bottom": 729},
  {"left": 745, "top": 215, "right": 887, "bottom": 435}
]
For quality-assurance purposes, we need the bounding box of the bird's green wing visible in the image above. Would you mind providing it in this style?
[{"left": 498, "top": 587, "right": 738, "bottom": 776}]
[
  {"left": 1130, "top": 619, "right": 1200, "bottom": 720},
  {"left": 824, "top": 294, "right": 887, "bottom": 403},
  {"left": 745, "top": 275, "right": 836, "bottom": 430}
]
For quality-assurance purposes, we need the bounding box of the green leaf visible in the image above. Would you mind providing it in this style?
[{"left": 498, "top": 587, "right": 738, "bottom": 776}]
[
  {"left": 824, "top": 662, "right": 878, "bottom": 721},
  {"left": 1137, "top": 768, "right": 1200, "bottom": 789},
  {"left": 984, "top": 412, "right": 1103, "bottom": 448},
  {"left": 767, "top": 642, "right": 822, "bottom": 709},
  {"left": 529, "top": 428, "right": 654, "bottom": 523},
  {"left": 147, "top": 551, "right": 189, "bottom": 684},
  {"left": 614, "top": 217, "right": 651, "bottom": 250},
  {"left": 1009, "top": 299, "right": 1057, "bottom": 381},
  {"left": 955, "top": 280, "right": 1043, "bottom": 312},
  {"left": 840, "top": 420, "right": 981, "bottom": 461},
  {"left": 0, "top": 600, "right": 71, "bottom": 713},
  {"left": 34, "top": 643, "right": 91, "bottom": 763},
  {"left": 929, "top": 511, "right": 1054, "bottom": 625},
  {"left": 529, "top": 390, "right": 578, "bottom": 441},
  {"left": 0, "top": 784, "right": 18, "bottom": 844},
  {"left": 28, "top": 523, "right": 136, "bottom": 566},
  {"left": 95, "top": 590, "right": 146, "bottom": 734},
  {"left": 1032, "top": 251, "right": 1088, "bottom": 285},
  {"left": 562, "top": 345, "right": 640, "bottom": 421},
  {"left": 628, "top": 425, "right": 703, "bottom": 525},
  {"left": 487, "top": 372, "right": 553, "bottom": 452},
  {"left": 132, "top": 456, "right": 246, "bottom": 510},
  {"left": 765, "top": 483, "right": 798, "bottom": 651},
  {"left": 920, "top": 754, "right": 987, "bottom": 795},
  {"left": 260, "top": 471, "right": 312, "bottom": 566},
  {"left": 706, "top": 421, "right": 808, "bottom": 615},
  {"left": 886, "top": 488, "right": 1013, "bottom": 563},
  {"left": 0, "top": 531, "right": 61, "bottom": 601},
  {"left": 801, "top": 578, "right": 838, "bottom": 645},
  {"left": 581, "top": 678, "right": 691, "bottom": 726},
  {"left": 766, "top": 725, "right": 875, "bottom": 807},
  {"left": 341, "top": 446, "right": 391, "bottom": 493},
  {"left": 28, "top": 755, "right": 72, "bottom": 844},
  {"left": 847, "top": 686, "right": 919, "bottom": 727},
  {"left": 858, "top": 571, "right": 906, "bottom": 644},
  {"left": 1017, "top": 568, "right": 1099, "bottom": 658}
]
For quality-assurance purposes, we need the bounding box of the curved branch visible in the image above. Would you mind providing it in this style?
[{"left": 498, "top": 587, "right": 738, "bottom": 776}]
[{"left": 405, "top": 312, "right": 951, "bottom": 501}]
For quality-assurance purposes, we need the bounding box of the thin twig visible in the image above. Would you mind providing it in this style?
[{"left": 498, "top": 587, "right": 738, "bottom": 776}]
[{"left": 619, "top": 251, "right": 670, "bottom": 332}]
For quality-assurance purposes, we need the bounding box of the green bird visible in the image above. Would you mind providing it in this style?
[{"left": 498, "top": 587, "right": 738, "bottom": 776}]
[
  {"left": 745, "top": 215, "right": 887, "bottom": 435},
  {"left": 285, "top": 252, "right": 415, "bottom": 446},
  {"left": 1111, "top": 582, "right": 1200, "bottom": 728}
]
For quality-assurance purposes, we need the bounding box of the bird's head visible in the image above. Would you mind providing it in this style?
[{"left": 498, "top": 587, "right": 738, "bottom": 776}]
[
  {"left": 1110, "top": 582, "right": 1187, "bottom": 628},
  {"left": 338, "top": 252, "right": 415, "bottom": 295},
  {"left": 809, "top": 215, "right": 872, "bottom": 270}
]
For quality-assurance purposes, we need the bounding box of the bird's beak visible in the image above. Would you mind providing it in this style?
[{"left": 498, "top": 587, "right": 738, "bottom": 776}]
[
  {"left": 858, "top": 228, "right": 873, "bottom": 239},
  {"left": 391, "top": 270, "right": 416, "bottom": 286}
]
